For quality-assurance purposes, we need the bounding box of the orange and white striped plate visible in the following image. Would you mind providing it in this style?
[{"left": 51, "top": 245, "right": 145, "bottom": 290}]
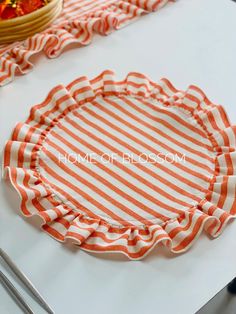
[
  {"left": 0, "top": 0, "right": 173, "bottom": 86},
  {"left": 4, "top": 71, "right": 236, "bottom": 260}
]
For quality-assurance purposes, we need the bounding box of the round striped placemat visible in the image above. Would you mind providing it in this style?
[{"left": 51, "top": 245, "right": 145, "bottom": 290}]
[{"left": 4, "top": 71, "right": 236, "bottom": 260}]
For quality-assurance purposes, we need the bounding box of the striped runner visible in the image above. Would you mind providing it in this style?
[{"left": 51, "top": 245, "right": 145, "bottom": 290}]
[
  {"left": 0, "top": 0, "right": 173, "bottom": 86},
  {"left": 4, "top": 70, "right": 236, "bottom": 260}
]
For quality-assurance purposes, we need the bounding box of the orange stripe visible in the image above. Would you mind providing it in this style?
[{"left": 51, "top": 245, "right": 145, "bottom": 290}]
[
  {"left": 161, "top": 77, "right": 179, "bottom": 94},
  {"left": 207, "top": 110, "right": 222, "bottom": 131},
  {"left": 0, "top": 59, "right": 14, "bottom": 83},
  {"left": 184, "top": 93, "right": 201, "bottom": 108},
  {"left": 4, "top": 141, "right": 12, "bottom": 167},
  {"left": 218, "top": 106, "right": 230, "bottom": 128},
  {"left": 225, "top": 153, "right": 234, "bottom": 176},
  {"left": 217, "top": 176, "right": 228, "bottom": 209},
  {"left": 12, "top": 123, "right": 22, "bottom": 141},
  {"left": 220, "top": 130, "right": 230, "bottom": 147},
  {"left": 167, "top": 214, "right": 194, "bottom": 239},
  {"left": 173, "top": 215, "right": 206, "bottom": 252},
  {"left": 10, "top": 168, "right": 31, "bottom": 216},
  {"left": 43, "top": 225, "right": 65, "bottom": 241},
  {"left": 230, "top": 189, "right": 236, "bottom": 215},
  {"left": 17, "top": 143, "right": 27, "bottom": 168}
]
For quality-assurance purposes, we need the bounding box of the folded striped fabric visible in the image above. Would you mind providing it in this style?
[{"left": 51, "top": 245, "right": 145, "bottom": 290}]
[
  {"left": 0, "top": 0, "right": 172, "bottom": 86},
  {"left": 4, "top": 71, "right": 236, "bottom": 260}
]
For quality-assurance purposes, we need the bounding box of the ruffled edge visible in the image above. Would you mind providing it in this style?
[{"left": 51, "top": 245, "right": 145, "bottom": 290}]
[
  {"left": 0, "top": 0, "right": 173, "bottom": 86},
  {"left": 3, "top": 70, "right": 236, "bottom": 260}
]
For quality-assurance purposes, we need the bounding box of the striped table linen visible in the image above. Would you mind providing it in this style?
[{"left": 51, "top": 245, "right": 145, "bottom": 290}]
[
  {"left": 4, "top": 70, "right": 236, "bottom": 260},
  {"left": 0, "top": 0, "right": 172, "bottom": 86}
]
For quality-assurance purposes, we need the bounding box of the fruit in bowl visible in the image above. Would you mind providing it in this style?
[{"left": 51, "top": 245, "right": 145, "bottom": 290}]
[
  {"left": 0, "top": 0, "right": 49, "bottom": 20},
  {"left": 0, "top": 0, "right": 62, "bottom": 44}
]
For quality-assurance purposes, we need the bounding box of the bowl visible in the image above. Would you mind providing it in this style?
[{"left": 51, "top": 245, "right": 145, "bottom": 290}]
[{"left": 0, "top": 0, "right": 63, "bottom": 44}]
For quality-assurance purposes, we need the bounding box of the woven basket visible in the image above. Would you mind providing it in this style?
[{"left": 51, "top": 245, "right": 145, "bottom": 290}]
[{"left": 0, "top": 0, "right": 63, "bottom": 44}]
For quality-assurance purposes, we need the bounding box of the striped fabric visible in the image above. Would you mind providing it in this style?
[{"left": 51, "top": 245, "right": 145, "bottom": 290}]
[
  {"left": 4, "top": 71, "right": 236, "bottom": 260},
  {"left": 0, "top": 0, "right": 172, "bottom": 86}
]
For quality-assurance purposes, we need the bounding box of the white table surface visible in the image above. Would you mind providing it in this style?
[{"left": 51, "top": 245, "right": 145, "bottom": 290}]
[{"left": 1, "top": 0, "right": 236, "bottom": 313}]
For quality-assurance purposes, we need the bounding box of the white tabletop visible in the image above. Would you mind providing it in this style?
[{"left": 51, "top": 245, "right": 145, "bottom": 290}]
[{"left": 1, "top": 0, "right": 236, "bottom": 313}]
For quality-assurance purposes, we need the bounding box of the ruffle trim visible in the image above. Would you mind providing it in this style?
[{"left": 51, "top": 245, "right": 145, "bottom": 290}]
[
  {"left": 0, "top": 0, "right": 172, "bottom": 86},
  {"left": 4, "top": 70, "right": 236, "bottom": 260}
]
